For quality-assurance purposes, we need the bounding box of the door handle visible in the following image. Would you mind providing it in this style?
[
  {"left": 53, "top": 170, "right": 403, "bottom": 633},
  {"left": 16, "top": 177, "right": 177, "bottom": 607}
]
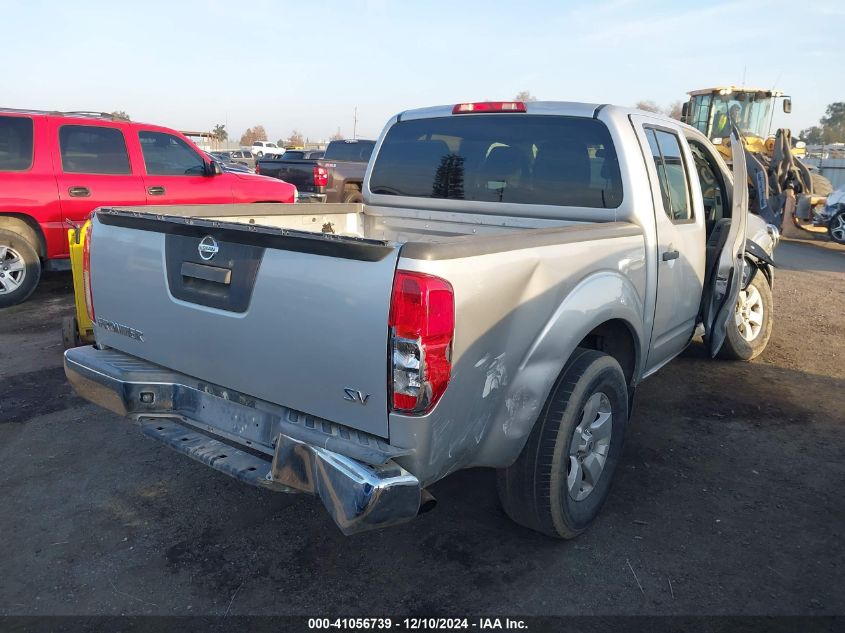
[
  {"left": 147, "top": 186, "right": 166, "bottom": 196},
  {"left": 68, "top": 186, "right": 90, "bottom": 198},
  {"left": 662, "top": 250, "right": 680, "bottom": 261}
]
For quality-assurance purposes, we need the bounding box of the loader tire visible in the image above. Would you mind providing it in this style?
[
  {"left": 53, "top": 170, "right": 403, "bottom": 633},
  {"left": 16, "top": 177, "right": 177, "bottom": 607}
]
[{"left": 811, "top": 173, "right": 833, "bottom": 197}]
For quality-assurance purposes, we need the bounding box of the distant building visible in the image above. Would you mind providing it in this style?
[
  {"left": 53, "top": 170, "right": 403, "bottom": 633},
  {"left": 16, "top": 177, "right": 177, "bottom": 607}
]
[{"left": 180, "top": 131, "right": 218, "bottom": 151}]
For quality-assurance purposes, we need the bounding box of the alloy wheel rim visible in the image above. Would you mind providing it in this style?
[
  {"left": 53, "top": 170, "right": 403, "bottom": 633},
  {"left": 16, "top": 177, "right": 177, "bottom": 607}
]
[
  {"left": 567, "top": 392, "right": 612, "bottom": 501},
  {"left": 831, "top": 214, "right": 845, "bottom": 242},
  {"left": 0, "top": 245, "right": 26, "bottom": 295},
  {"left": 735, "top": 284, "right": 764, "bottom": 342}
]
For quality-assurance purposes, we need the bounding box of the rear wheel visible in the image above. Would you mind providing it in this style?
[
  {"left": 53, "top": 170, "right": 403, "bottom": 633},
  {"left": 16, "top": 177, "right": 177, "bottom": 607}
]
[
  {"left": 829, "top": 210, "right": 845, "bottom": 245},
  {"left": 0, "top": 229, "right": 41, "bottom": 308},
  {"left": 497, "top": 348, "right": 628, "bottom": 539},
  {"left": 718, "top": 274, "right": 773, "bottom": 361}
]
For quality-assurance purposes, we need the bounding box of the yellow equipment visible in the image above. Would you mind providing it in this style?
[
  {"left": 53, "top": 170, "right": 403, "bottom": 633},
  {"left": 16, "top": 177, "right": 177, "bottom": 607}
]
[
  {"left": 682, "top": 86, "right": 801, "bottom": 159},
  {"left": 62, "top": 221, "right": 94, "bottom": 349},
  {"left": 681, "top": 86, "right": 832, "bottom": 229}
]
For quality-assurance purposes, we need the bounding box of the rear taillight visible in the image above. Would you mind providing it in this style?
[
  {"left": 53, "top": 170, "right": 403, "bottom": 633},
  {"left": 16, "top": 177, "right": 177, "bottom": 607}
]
[
  {"left": 254, "top": 163, "right": 260, "bottom": 175},
  {"left": 81, "top": 221, "right": 95, "bottom": 323},
  {"left": 389, "top": 271, "right": 454, "bottom": 414},
  {"left": 313, "top": 166, "right": 328, "bottom": 187},
  {"left": 452, "top": 101, "right": 526, "bottom": 114}
]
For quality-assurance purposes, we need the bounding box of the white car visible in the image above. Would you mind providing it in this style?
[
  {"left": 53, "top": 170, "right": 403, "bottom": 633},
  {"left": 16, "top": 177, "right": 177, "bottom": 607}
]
[{"left": 250, "top": 141, "right": 285, "bottom": 158}]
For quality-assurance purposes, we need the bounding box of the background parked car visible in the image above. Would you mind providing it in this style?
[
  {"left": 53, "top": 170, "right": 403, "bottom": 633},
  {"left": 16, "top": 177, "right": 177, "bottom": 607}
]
[
  {"left": 280, "top": 149, "right": 324, "bottom": 160},
  {"left": 250, "top": 141, "right": 284, "bottom": 158},
  {"left": 207, "top": 151, "right": 254, "bottom": 173},
  {"left": 256, "top": 139, "right": 374, "bottom": 203},
  {"left": 0, "top": 108, "right": 296, "bottom": 307},
  {"left": 226, "top": 150, "right": 256, "bottom": 169}
]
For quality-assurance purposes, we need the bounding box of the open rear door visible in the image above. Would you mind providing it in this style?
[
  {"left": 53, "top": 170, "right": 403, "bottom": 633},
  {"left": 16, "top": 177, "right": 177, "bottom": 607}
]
[{"left": 703, "top": 126, "right": 749, "bottom": 356}]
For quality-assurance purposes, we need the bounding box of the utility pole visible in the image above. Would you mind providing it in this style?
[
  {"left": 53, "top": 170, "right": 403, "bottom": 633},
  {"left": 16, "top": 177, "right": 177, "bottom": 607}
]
[{"left": 353, "top": 107, "right": 358, "bottom": 140}]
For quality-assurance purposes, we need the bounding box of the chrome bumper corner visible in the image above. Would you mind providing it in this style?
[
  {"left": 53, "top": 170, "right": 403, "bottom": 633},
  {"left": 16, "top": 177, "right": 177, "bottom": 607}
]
[{"left": 64, "top": 346, "right": 423, "bottom": 535}]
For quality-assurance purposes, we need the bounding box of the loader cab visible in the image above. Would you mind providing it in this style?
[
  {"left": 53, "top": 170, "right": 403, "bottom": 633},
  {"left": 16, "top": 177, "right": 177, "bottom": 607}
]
[{"left": 682, "top": 87, "right": 790, "bottom": 147}]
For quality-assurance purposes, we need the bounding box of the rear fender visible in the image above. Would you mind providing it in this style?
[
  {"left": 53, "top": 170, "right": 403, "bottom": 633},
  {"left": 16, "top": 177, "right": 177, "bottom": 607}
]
[
  {"left": 0, "top": 213, "right": 47, "bottom": 259},
  {"left": 471, "top": 270, "right": 645, "bottom": 468}
]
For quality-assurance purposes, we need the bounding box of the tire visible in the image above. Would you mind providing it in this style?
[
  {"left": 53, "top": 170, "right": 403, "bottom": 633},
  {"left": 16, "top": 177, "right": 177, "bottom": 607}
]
[
  {"left": 342, "top": 189, "right": 364, "bottom": 204},
  {"left": 256, "top": 151, "right": 264, "bottom": 158},
  {"left": 0, "top": 229, "right": 41, "bottom": 308},
  {"left": 497, "top": 348, "right": 628, "bottom": 539},
  {"left": 718, "top": 274, "right": 773, "bottom": 361},
  {"left": 811, "top": 173, "right": 833, "bottom": 197},
  {"left": 829, "top": 210, "right": 845, "bottom": 245}
]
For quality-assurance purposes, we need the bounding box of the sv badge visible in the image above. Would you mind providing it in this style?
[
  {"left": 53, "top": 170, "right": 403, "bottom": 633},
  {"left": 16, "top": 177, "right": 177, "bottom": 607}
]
[{"left": 343, "top": 388, "right": 370, "bottom": 405}]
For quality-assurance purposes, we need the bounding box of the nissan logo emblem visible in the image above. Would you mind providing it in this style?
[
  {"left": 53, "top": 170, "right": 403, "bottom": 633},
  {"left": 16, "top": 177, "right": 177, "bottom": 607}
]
[{"left": 198, "top": 235, "right": 219, "bottom": 261}]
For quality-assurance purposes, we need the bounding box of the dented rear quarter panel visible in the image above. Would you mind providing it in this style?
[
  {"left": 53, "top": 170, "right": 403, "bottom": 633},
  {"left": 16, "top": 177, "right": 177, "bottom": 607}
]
[{"left": 389, "top": 225, "right": 647, "bottom": 486}]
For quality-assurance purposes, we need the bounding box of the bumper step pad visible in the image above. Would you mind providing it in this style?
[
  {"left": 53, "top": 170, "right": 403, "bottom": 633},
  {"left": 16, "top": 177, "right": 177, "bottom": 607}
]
[{"left": 139, "top": 418, "right": 291, "bottom": 492}]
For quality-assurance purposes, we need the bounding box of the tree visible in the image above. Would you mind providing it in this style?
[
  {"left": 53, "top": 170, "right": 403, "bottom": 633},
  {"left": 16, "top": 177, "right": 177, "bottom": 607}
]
[
  {"left": 799, "top": 126, "right": 824, "bottom": 145},
  {"left": 286, "top": 130, "right": 305, "bottom": 147},
  {"left": 800, "top": 102, "right": 845, "bottom": 144},
  {"left": 819, "top": 102, "right": 845, "bottom": 143},
  {"left": 635, "top": 100, "right": 662, "bottom": 114},
  {"left": 239, "top": 125, "right": 267, "bottom": 147},
  {"left": 514, "top": 90, "right": 537, "bottom": 102},
  {"left": 212, "top": 124, "right": 228, "bottom": 142},
  {"left": 110, "top": 110, "right": 130, "bottom": 121},
  {"left": 667, "top": 101, "right": 684, "bottom": 120},
  {"left": 330, "top": 128, "right": 344, "bottom": 141}
]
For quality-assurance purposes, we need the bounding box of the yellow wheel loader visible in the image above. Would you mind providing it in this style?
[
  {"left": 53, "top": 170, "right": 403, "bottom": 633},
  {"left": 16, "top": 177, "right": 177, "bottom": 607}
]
[{"left": 682, "top": 86, "right": 832, "bottom": 233}]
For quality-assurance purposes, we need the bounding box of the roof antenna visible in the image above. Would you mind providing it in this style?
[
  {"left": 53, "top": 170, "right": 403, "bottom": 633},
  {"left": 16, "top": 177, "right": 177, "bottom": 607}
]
[{"left": 741, "top": 66, "right": 746, "bottom": 89}]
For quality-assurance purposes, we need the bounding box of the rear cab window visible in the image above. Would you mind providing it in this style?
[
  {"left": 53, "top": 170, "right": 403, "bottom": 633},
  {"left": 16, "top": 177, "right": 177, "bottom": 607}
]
[
  {"left": 369, "top": 115, "right": 622, "bottom": 208},
  {"left": 324, "top": 141, "right": 375, "bottom": 163},
  {"left": 59, "top": 125, "right": 131, "bottom": 174},
  {"left": 139, "top": 131, "right": 205, "bottom": 176},
  {"left": 0, "top": 115, "right": 34, "bottom": 171}
]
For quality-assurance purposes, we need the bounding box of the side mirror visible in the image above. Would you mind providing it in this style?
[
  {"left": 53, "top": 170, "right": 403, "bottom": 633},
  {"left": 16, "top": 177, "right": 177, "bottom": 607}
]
[
  {"left": 681, "top": 101, "right": 689, "bottom": 122},
  {"left": 783, "top": 98, "right": 792, "bottom": 114},
  {"left": 207, "top": 160, "right": 223, "bottom": 176}
]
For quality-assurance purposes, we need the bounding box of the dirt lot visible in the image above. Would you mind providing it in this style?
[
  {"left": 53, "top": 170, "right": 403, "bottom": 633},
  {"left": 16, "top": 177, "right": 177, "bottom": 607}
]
[{"left": 0, "top": 240, "right": 843, "bottom": 617}]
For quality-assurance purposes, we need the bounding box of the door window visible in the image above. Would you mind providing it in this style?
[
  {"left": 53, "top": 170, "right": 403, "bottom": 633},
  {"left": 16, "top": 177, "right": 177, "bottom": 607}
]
[
  {"left": 59, "top": 125, "right": 131, "bottom": 174},
  {"left": 645, "top": 128, "right": 693, "bottom": 222},
  {"left": 0, "top": 116, "right": 34, "bottom": 171},
  {"left": 139, "top": 131, "right": 205, "bottom": 176}
]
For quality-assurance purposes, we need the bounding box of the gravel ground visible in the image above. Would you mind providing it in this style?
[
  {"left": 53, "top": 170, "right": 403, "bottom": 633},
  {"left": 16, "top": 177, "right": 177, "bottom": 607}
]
[{"left": 0, "top": 240, "right": 843, "bottom": 617}]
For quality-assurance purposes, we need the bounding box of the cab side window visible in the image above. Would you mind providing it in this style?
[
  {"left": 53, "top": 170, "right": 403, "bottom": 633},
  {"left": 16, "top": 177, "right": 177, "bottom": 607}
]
[
  {"left": 139, "top": 131, "right": 205, "bottom": 176},
  {"left": 645, "top": 128, "right": 693, "bottom": 222},
  {"left": 59, "top": 125, "right": 131, "bottom": 175}
]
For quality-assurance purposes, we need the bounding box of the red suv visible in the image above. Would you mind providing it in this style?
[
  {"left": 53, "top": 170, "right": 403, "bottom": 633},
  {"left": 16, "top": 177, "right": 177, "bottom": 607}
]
[{"left": 0, "top": 109, "right": 296, "bottom": 306}]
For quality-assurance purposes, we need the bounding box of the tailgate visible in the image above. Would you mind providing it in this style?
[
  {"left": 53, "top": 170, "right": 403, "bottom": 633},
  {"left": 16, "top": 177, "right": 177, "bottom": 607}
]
[
  {"left": 89, "top": 210, "right": 399, "bottom": 438},
  {"left": 264, "top": 161, "right": 316, "bottom": 189}
]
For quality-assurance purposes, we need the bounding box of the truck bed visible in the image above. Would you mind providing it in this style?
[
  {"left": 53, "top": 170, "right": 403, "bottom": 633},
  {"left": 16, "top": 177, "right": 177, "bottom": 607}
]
[
  {"left": 105, "top": 202, "right": 607, "bottom": 247},
  {"left": 89, "top": 204, "right": 642, "bottom": 439}
]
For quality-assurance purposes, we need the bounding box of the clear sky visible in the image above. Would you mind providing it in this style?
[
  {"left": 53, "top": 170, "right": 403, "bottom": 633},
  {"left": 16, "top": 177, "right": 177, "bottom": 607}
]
[{"left": 3, "top": 0, "right": 841, "bottom": 143}]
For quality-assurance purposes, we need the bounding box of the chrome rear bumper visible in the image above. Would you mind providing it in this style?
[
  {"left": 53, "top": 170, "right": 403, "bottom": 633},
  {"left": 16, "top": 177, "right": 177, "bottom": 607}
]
[{"left": 64, "top": 346, "right": 423, "bottom": 535}]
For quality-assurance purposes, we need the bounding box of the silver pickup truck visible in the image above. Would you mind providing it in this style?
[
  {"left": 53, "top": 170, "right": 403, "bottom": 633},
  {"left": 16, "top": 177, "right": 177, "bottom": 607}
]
[{"left": 65, "top": 101, "right": 777, "bottom": 538}]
